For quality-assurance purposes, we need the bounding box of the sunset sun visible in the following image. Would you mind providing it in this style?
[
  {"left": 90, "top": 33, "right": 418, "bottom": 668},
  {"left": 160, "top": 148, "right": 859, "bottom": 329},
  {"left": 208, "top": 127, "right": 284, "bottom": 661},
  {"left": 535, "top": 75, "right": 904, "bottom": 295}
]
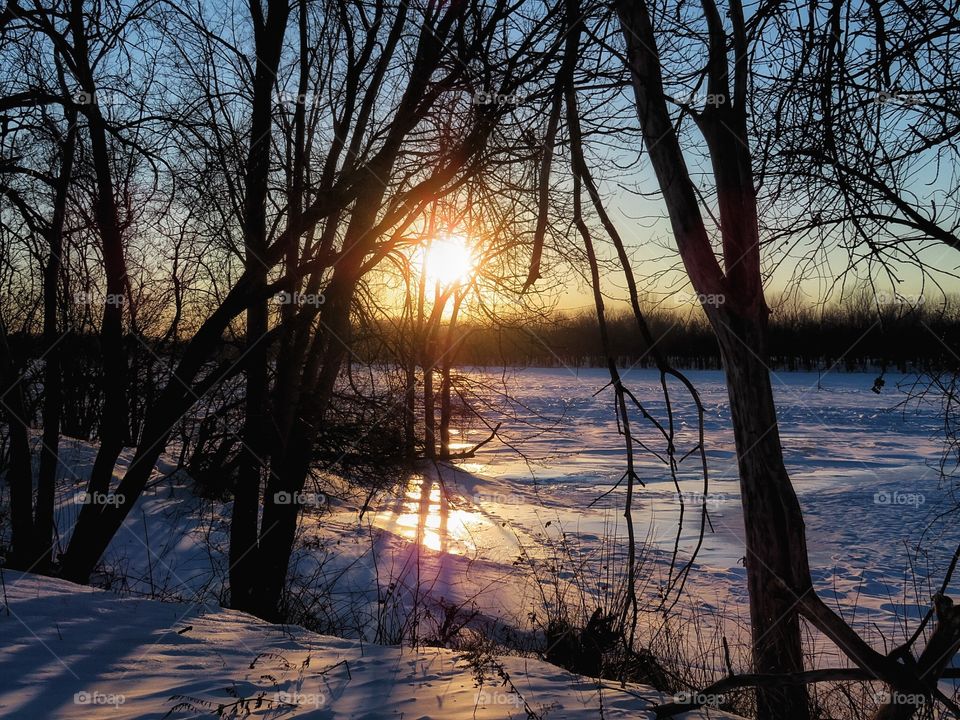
[{"left": 420, "top": 235, "right": 475, "bottom": 287}]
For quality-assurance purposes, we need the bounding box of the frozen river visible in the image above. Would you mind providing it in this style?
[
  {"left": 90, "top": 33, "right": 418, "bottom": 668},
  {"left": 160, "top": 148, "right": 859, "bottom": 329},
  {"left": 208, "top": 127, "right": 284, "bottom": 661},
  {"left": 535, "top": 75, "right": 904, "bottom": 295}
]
[
  {"left": 54, "top": 365, "right": 960, "bottom": 670},
  {"left": 366, "top": 366, "right": 960, "bottom": 659}
]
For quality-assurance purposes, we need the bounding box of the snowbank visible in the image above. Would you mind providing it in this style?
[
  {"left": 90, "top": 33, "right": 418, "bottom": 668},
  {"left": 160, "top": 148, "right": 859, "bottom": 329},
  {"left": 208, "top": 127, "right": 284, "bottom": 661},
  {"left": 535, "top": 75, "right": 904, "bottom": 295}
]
[{"left": 0, "top": 571, "right": 736, "bottom": 719}]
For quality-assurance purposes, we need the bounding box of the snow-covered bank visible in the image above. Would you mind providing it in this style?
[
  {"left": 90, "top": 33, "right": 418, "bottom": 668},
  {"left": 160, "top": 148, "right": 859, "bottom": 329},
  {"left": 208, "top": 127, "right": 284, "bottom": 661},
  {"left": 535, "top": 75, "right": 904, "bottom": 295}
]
[{"left": 0, "top": 571, "right": 736, "bottom": 719}]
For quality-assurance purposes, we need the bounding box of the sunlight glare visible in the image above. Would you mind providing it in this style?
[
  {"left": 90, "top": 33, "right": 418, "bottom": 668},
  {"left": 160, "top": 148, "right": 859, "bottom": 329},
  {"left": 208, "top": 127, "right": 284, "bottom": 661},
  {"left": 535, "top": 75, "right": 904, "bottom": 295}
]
[
  {"left": 420, "top": 235, "right": 475, "bottom": 287},
  {"left": 386, "top": 475, "right": 479, "bottom": 555}
]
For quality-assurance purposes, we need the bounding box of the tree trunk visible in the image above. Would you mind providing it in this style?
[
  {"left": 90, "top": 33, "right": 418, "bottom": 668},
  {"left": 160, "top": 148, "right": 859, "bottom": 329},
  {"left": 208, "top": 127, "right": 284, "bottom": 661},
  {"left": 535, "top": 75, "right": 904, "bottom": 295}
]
[
  {"left": 227, "top": 0, "right": 290, "bottom": 613},
  {"left": 710, "top": 305, "right": 811, "bottom": 720},
  {"left": 439, "top": 361, "right": 452, "bottom": 459},
  {"left": 438, "top": 292, "right": 463, "bottom": 460},
  {"left": 230, "top": 290, "right": 268, "bottom": 613},
  {"left": 405, "top": 361, "right": 418, "bottom": 458},
  {"left": 34, "top": 107, "right": 78, "bottom": 573},
  {"left": 0, "top": 323, "right": 35, "bottom": 570},
  {"left": 250, "top": 265, "right": 357, "bottom": 619},
  {"left": 60, "top": 403, "right": 176, "bottom": 582},
  {"left": 255, "top": 423, "right": 313, "bottom": 620},
  {"left": 423, "top": 347, "right": 436, "bottom": 460},
  {"left": 614, "top": 0, "right": 812, "bottom": 714}
]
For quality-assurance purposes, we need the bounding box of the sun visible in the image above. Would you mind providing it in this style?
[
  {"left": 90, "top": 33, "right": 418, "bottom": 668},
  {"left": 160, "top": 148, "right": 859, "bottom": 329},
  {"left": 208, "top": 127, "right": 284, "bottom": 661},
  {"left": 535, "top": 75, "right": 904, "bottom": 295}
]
[{"left": 420, "top": 235, "right": 475, "bottom": 287}]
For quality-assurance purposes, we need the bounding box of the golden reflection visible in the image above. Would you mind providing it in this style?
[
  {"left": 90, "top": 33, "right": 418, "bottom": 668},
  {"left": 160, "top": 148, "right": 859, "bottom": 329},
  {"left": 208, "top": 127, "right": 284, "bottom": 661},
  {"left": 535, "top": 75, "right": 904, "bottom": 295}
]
[{"left": 382, "top": 474, "right": 479, "bottom": 554}]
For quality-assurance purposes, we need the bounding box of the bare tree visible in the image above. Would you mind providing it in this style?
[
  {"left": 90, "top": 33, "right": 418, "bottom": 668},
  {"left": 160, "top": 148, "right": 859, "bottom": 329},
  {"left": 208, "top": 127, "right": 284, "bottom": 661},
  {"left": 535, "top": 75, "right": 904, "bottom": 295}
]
[{"left": 606, "top": 0, "right": 960, "bottom": 717}]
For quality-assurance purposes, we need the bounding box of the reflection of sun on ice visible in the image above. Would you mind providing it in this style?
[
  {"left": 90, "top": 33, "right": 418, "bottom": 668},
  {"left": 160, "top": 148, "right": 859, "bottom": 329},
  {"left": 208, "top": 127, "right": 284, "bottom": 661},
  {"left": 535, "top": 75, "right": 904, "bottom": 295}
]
[
  {"left": 420, "top": 235, "right": 475, "bottom": 287},
  {"left": 384, "top": 475, "right": 478, "bottom": 555}
]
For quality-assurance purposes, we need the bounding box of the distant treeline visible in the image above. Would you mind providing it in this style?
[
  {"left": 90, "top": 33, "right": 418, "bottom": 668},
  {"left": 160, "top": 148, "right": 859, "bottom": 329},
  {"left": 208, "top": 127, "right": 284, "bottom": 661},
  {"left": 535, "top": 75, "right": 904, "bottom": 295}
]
[{"left": 361, "top": 298, "right": 960, "bottom": 372}]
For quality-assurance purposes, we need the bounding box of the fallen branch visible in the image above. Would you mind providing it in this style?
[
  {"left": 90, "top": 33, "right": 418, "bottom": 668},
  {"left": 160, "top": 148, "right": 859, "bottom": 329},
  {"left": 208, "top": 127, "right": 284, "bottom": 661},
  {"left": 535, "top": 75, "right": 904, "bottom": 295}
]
[{"left": 443, "top": 423, "right": 501, "bottom": 459}]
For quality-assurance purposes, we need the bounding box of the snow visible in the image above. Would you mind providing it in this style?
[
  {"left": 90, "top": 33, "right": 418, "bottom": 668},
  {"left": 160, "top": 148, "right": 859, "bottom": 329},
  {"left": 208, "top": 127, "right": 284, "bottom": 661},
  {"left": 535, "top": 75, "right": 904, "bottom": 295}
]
[
  {"left": 3, "top": 366, "right": 958, "bottom": 705},
  {"left": 496, "top": 373, "right": 950, "bottom": 607},
  {"left": 0, "top": 571, "right": 736, "bottom": 719},
  {"left": 342, "top": 368, "right": 960, "bottom": 664}
]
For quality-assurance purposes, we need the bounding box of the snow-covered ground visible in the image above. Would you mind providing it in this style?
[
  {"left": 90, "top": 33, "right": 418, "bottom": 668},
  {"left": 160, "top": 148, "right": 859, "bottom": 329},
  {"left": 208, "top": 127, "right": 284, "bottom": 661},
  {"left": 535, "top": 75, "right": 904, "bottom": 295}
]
[
  {"left": 2, "top": 366, "right": 957, "bottom": 710},
  {"left": 0, "top": 571, "right": 740, "bottom": 718}
]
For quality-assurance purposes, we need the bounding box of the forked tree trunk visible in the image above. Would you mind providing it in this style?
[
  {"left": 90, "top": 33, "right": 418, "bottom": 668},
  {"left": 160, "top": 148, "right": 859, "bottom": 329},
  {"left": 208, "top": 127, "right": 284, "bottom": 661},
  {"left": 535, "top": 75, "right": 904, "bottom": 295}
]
[
  {"left": 227, "top": 0, "right": 291, "bottom": 614},
  {"left": 612, "top": 0, "right": 960, "bottom": 712},
  {"left": 64, "top": 0, "right": 132, "bottom": 576},
  {"left": 613, "top": 0, "right": 812, "bottom": 714},
  {"left": 872, "top": 595, "right": 960, "bottom": 720}
]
